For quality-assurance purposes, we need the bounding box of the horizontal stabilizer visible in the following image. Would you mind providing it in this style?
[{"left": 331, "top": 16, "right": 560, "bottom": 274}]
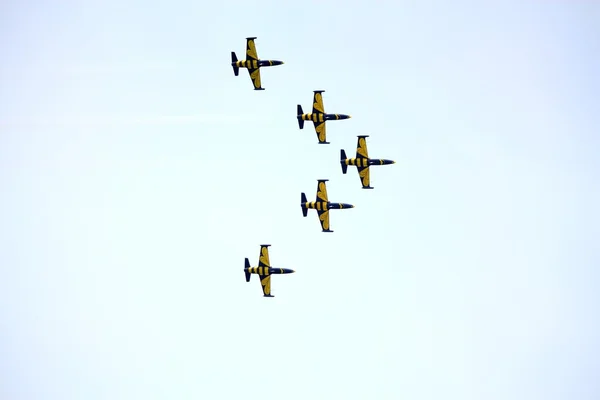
[
  {"left": 231, "top": 52, "right": 239, "bottom": 76},
  {"left": 244, "top": 258, "right": 251, "bottom": 282},
  {"left": 301, "top": 192, "right": 308, "bottom": 217},
  {"left": 340, "top": 149, "right": 348, "bottom": 174},
  {"left": 297, "top": 105, "right": 304, "bottom": 129}
]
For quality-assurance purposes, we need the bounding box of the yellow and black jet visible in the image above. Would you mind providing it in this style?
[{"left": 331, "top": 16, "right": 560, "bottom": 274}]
[
  {"left": 341, "top": 135, "right": 395, "bottom": 189},
  {"left": 301, "top": 179, "right": 354, "bottom": 232},
  {"left": 244, "top": 244, "right": 294, "bottom": 297},
  {"left": 231, "top": 37, "right": 284, "bottom": 90},
  {"left": 297, "top": 90, "right": 351, "bottom": 144}
]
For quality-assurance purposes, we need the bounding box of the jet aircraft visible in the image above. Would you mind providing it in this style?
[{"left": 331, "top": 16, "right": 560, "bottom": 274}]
[
  {"left": 297, "top": 90, "right": 351, "bottom": 144},
  {"left": 301, "top": 179, "right": 354, "bottom": 232},
  {"left": 244, "top": 244, "right": 294, "bottom": 297},
  {"left": 341, "top": 135, "right": 395, "bottom": 189},
  {"left": 231, "top": 37, "right": 284, "bottom": 90}
]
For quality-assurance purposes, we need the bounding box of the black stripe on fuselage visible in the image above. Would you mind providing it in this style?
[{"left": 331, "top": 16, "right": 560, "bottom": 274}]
[
  {"left": 248, "top": 266, "right": 272, "bottom": 275},
  {"left": 235, "top": 60, "right": 259, "bottom": 69},
  {"left": 300, "top": 113, "right": 326, "bottom": 122},
  {"left": 304, "top": 201, "right": 328, "bottom": 210},
  {"left": 346, "top": 158, "right": 370, "bottom": 167}
]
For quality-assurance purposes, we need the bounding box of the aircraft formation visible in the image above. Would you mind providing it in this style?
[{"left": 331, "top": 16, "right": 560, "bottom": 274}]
[{"left": 233, "top": 37, "right": 395, "bottom": 297}]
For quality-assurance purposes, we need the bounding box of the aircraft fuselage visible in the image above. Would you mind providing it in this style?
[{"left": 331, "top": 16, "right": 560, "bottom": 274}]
[
  {"left": 302, "top": 201, "right": 354, "bottom": 211},
  {"left": 246, "top": 267, "right": 295, "bottom": 276},
  {"left": 344, "top": 158, "right": 395, "bottom": 167},
  {"left": 298, "top": 112, "right": 351, "bottom": 123},
  {"left": 232, "top": 59, "right": 284, "bottom": 70}
]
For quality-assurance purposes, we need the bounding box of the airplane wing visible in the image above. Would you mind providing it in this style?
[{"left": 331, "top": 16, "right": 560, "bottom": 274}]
[
  {"left": 258, "top": 245, "right": 270, "bottom": 267},
  {"left": 356, "top": 136, "right": 370, "bottom": 188},
  {"left": 356, "top": 136, "right": 369, "bottom": 159},
  {"left": 316, "top": 180, "right": 328, "bottom": 202},
  {"left": 358, "top": 165, "right": 370, "bottom": 188},
  {"left": 246, "top": 38, "right": 259, "bottom": 61},
  {"left": 259, "top": 275, "right": 272, "bottom": 296},
  {"left": 315, "top": 180, "right": 332, "bottom": 231},
  {"left": 244, "top": 38, "right": 263, "bottom": 89},
  {"left": 247, "top": 68, "right": 262, "bottom": 89},
  {"left": 313, "top": 121, "right": 327, "bottom": 143},
  {"left": 258, "top": 245, "right": 272, "bottom": 296},
  {"left": 312, "top": 91, "right": 325, "bottom": 113},
  {"left": 317, "top": 209, "right": 331, "bottom": 232}
]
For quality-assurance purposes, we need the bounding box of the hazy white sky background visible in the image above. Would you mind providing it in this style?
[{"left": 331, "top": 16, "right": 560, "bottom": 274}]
[{"left": 1, "top": 1, "right": 599, "bottom": 399}]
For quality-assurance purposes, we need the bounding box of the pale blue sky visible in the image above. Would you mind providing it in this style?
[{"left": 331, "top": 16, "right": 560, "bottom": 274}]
[{"left": 1, "top": 1, "right": 599, "bottom": 399}]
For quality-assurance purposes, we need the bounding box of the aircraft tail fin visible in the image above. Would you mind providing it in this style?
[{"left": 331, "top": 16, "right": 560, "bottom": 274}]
[
  {"left": 301, "top": 192, "right": 308, "bottom": 217},
  {"left": 340, "top": 149, "right": 348, "bottom": 174},
  {"left": 231, "top": 52, "right": 239, "bottom": 76},
  {"left": 244, "top": 258, "right": 251, "bottom": 282},
  {"left": 297, "top": 105, "right": 304, "bottom": 129}
]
